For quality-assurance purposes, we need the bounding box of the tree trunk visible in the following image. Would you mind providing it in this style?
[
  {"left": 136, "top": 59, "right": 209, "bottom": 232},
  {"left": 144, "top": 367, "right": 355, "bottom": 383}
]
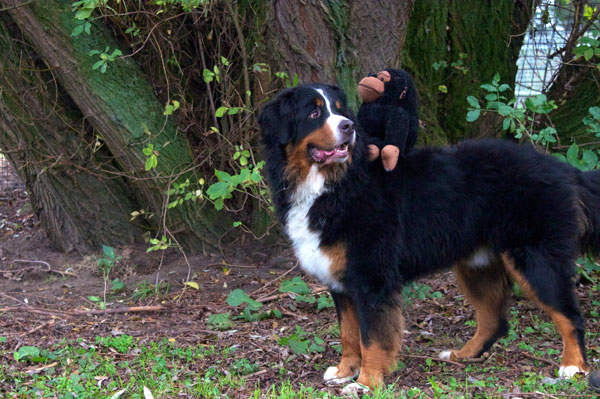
[
  {"left": 0, "top": 0, "right": 537, "bottom": 254},
  {"left": 548, "top": 62, "right": 600, "bottom": 148},
  {"left": 403, "top": 0, "right": 534, "bottom": 143},
  {"left": 0, "top": 15, "right": 142, "bottom": 252},
  {"left": 0, "top": 0, "right": 228, "bottom": 251},
  {"left": 261, "top": 0, "right": 413, "bottom": 111}
]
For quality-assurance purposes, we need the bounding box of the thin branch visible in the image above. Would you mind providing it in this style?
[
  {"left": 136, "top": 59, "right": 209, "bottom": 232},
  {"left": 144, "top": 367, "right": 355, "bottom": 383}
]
[{"left": 0, "top": 1, "right": 33, "bottom": 12}]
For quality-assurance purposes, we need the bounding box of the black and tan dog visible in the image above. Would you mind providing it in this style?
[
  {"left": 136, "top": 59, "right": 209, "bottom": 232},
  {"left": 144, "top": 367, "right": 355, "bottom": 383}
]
[{"left": 258, "top": 83, "right": 599, "bottom": 394}]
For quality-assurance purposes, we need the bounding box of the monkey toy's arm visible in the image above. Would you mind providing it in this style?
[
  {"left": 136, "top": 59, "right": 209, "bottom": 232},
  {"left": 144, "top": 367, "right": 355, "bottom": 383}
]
[{"left": 379, "top": 107, "right": 410, "bottom": 172}]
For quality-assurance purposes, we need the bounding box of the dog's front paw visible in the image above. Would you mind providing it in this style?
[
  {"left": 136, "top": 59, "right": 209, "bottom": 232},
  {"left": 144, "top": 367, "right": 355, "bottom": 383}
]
[
  {"left": 559, "top": 365, "right": 589, "bottom": 379},
  {"left": 341, "top": 382, "right": 371, "bottom": 396},
  {"left": 323, "top": 366, "right": 359, "bottom": 384},
  {"left": 438, "top": 350, "right": 458, "bottom": 361}
]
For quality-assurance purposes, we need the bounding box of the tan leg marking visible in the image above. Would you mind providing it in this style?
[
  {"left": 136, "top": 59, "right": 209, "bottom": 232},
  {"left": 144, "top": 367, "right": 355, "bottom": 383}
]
[
  {"left": 449, "top": 260, "right": 509, "bottom": 359},
  {"left": 336, "top": 302, "right": 361, "bottom": 380},
  {"left": 321, "top": 242, "right": 347, "bottom": 281},
  {"left": 354, "top": 302, "right": 404, "bottom": 390},
  {"left": 502, "top": 254, "right": 589, "bottom": 374}
]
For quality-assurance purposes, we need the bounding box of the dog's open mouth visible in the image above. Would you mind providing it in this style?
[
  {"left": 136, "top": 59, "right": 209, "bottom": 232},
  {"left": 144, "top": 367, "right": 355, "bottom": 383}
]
[{"left": 309, "top": 142, "right": 350, "bottom": 164}]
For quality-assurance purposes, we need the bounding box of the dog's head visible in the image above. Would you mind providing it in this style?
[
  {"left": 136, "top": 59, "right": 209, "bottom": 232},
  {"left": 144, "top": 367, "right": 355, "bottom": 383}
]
[{"left": 258, "top": 84, "right": 356, "bottom": 185}]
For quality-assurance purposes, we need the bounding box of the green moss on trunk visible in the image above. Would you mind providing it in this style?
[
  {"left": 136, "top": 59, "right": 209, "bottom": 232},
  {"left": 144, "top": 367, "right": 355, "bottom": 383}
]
[
  {"left": 2, "top": 0, "right": 231, "bottom": 250},
  {"left": 403, "top": 0, "right": 533, "bottom": 143}
]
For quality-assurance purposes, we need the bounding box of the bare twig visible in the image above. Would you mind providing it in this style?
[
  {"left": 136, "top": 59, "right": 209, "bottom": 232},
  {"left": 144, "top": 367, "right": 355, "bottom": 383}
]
[
  {"left": 19, "top": 319, "right": 55, "bottom": 337},
  {"left": 0, "top": 1, "right": 33, "bottom": 12},
  {"left": 521, "top": 351, "right": 561, "bottom": 369},
  {"left": 71, "top": 305, "right": 164, "bottom": 316},
  {"left": 251, "top": 262, "right": 299, "bottom": 295},
  {"left": 400, "top": 354, "right": 466, "bottom": 368},
  {"left": 8, "top": 259, "right": 78, "bottom": 277}
]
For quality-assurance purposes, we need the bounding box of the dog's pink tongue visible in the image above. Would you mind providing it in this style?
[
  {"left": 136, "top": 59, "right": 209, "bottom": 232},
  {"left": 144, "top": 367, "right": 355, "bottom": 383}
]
[{"left": 311, "top": 147, "right": 348, "bottom": 162}]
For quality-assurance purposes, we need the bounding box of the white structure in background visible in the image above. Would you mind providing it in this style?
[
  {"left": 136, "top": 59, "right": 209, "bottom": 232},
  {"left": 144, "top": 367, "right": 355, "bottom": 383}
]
[{"left": 514, "top": 1, "right": 572, "bottom": 105}]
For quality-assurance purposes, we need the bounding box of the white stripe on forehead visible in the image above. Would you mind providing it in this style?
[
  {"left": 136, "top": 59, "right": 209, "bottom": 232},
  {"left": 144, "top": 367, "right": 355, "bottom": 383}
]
[
  {"left": 314, "top": 87, "right": 353, "bottom": 145},
  {"left": 315, "top": 88, "right": 336, "bottom": 115}
]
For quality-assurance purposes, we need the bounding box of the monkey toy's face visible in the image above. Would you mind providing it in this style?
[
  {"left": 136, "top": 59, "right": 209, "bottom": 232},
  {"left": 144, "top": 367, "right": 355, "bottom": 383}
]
[{"left": 357, "top": 69, "right": 410, "bottom": 104}]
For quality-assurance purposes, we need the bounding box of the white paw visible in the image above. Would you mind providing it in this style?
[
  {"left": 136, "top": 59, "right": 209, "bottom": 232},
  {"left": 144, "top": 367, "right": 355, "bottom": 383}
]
[
  {"left": 323, "top": 366, "right": 358, "bottom": 384},
  {"left": 341, "top": 382, "right": 370, "bottom": 396},
  {"left": 438, "top": 350, "right": 455, "bottom": 361},
  {"left": 559, "top": 365, "right": 588, "bottom": 379}
]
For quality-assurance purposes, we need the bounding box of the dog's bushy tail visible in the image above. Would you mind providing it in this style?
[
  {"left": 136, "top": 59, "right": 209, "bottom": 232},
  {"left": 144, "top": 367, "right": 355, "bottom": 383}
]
[{"left": 578, "top": 170, "right": 600, "bottom": 254}]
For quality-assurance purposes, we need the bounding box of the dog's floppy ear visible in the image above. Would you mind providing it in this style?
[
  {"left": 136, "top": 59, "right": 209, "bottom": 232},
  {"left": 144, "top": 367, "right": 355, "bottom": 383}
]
[{"left": 258, "top": 88, "right": 296, "bottom": 146}]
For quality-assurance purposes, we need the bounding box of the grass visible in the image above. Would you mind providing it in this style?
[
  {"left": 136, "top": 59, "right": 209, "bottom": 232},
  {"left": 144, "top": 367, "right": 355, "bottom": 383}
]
[
  {"left": 0, "top": 330, "right": 593, "bottom": 398},
  {"left": 1, "top": 276, "right": 598, "bottom": 398}
]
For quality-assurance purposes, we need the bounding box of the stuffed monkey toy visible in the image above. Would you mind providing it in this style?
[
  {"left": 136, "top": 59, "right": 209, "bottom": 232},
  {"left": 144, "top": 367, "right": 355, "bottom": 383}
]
[{"left": 357, "top": 68, "right": 419, "bottom": 171}]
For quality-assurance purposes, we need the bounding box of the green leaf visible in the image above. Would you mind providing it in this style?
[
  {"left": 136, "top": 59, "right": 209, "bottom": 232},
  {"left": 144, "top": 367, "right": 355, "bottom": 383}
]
[
  {"left": 502, "top": 118, "right": 511, "bottom": 131},
  {"left": 14, "top": 346, "right": 40, "bottom": 361},
  {"left": 317, "top": 294, "right": 334, "bottom": 310},
  {"left": 497, "top": 103, "right": 514, "bottom": 116},
  {"left": 203, "top": 69, "right": 214, "bottom": 83},
  {"left": 88, "top": 295, "right": 101, "bottom": 302},
  {"left": 207, "top": 312, "right": 234, "bottom": 330},
  {"left": 214, "top": 169, "right": 232, "bottom": 182},
  {"left": 74, "top": 8, "right": 94, "bottom": 20},
  {"left": 589, "top": 106, "right": 600, "bottom": 120},
  {"left": 215, "top": 106, "right": 228, "bottom": 118},
  {"left": 92, "top": 60, "right": 104, "bottom": 70},
  {"left": 102, "top": 245, "right": 116, "bottom": 259},
  {"left": 227, "top": 289, "right": 262, "bottom": 311},
  {"left": 582, "top": 150, "right": 598, "bottom": 170},
  {"left": 287, "top": 337, "right": 309, "bottom": 355},
  {"left": 71, "top": 24, "right": 84, "bottom": 36},
  {"left": 279, "top": 276, "right": 311, "bottom": 295},
  {"left": 0, "top": 336, "right": 5, "bottom": 343},
  {"left": 295, "top": 294, "right": 316, "bottom": 304},
  {"left": 111, "top": 278, "right": 125, "bottom": 292},
  {"left": 466, "top": 109, "right": 480, "bottom": 122},
  {"left": 228, "top": 107, "right": 240, "bottom": 115},
  {"left": 498, "top": 83, "right": 511, "bottom": 92},
  {"left": 492, "top": 72, "right": 501, "bottom": 84},
  {"left": 438, "top": 85, "right": 448, "bottom": 94},
  {"left": 566, "top": 142, "right": 580, "bottom": 166},
  {"left": 142, "top": 144, "right": 153, "bottom": 156},
  {"left": 466, "top": 96, "right": 480, "bottom": 108},
  {"left": 480, "top": 84, "right": 496, "bottom": 92},
  {"left": 145, "top": 155, "right": 157, "bottom": 171},
  {"left": 484, "top": 93, "right": 498, "bottom": 102},
  {"left": 206, "top": 182, "right": 230, "bottom": 199}
]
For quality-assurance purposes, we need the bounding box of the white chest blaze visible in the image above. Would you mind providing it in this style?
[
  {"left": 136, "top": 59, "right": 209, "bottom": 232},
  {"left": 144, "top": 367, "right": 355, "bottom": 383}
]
[{"left": 286, "top": 165, "right": 342, "bottom": 291}]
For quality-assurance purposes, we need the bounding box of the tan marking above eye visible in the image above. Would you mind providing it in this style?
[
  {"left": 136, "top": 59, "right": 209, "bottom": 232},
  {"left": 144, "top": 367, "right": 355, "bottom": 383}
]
[
  {"left": 377, "top": 71, "right": 391, "bottom": 82},
  {"left": 315, "top": 98, "right": 324, "bottom": 107},
  {"left": 335, "top": 100, "right": 341, "bottom": 109}
]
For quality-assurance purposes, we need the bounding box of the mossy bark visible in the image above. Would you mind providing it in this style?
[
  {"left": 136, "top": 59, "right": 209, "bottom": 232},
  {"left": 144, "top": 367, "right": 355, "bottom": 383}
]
[
  {"left": 548, "top": 64, "right": 600, "bottom": 148},
  {"left": 1, "top": 0, "right": 229, "bottom": 251},
  {"left": 403, "top": 0, "right": 534, "bottom": 144},
  {"left": 0, "top": 15, "right": 141, "bottom": 252},
  {"left": 260, "top": 0, "right": 413, "bottom": 112}
]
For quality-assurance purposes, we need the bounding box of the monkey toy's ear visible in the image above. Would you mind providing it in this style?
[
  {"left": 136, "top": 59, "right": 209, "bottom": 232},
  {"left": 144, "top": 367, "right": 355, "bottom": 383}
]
[{"left": 258, "top": 88, "right": 296, "bottom": 147}]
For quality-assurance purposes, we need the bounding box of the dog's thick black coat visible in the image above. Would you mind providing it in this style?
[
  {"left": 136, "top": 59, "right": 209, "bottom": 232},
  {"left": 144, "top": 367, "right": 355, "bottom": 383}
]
[{"left": 259, "top": 83, "right": 600, "bottom": 390}]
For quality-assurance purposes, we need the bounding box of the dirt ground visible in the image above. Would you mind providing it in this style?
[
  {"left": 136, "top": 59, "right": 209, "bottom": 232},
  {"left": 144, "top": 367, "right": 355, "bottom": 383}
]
[{"left": 1, "top": 189, "right": 599, "bottom": 397}]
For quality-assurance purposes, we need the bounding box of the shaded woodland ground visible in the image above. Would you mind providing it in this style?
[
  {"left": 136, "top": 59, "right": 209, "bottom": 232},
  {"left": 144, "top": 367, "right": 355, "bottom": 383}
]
[{"left": 1, "top": 186, "right": 599, "bottom": 398}]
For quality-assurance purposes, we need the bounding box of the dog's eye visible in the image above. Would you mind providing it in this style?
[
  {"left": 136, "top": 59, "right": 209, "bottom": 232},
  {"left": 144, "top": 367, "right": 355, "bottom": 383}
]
[{"left": 309, "top": 108, "right": 321, "bottom": 119}]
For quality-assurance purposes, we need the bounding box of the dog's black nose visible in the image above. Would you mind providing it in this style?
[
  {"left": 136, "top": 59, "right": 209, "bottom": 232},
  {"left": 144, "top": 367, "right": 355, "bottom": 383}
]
[{"left": 339, "top": 120, "right": 354, "bottom": 136}]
